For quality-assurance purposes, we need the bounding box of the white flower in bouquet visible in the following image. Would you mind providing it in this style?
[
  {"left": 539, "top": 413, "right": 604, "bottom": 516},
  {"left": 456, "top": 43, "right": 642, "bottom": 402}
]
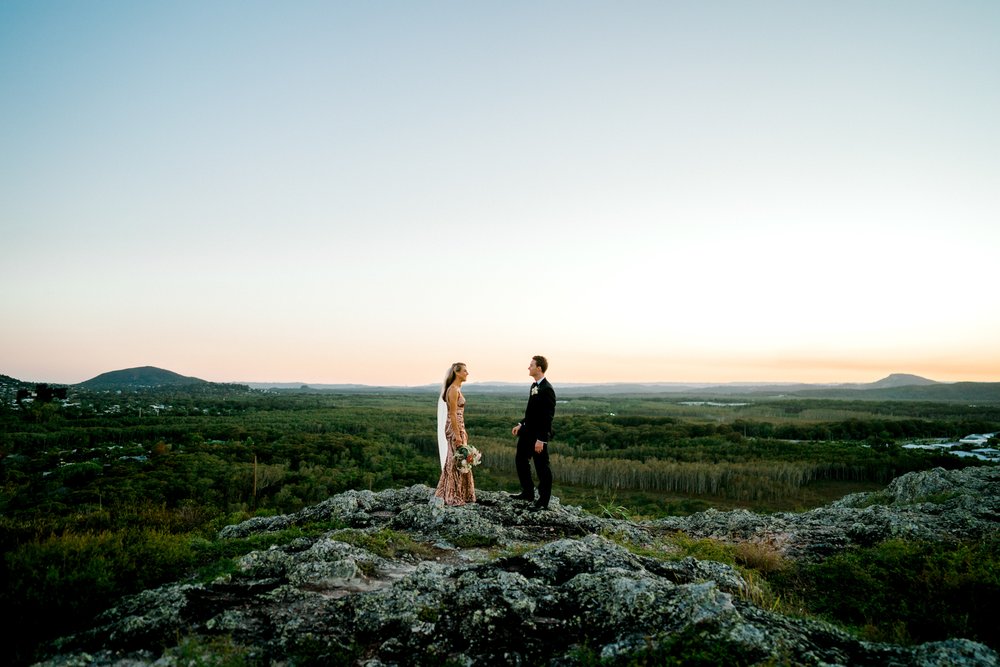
[{"left": 454, "top": 444, "right": 482, "bottom": 473}]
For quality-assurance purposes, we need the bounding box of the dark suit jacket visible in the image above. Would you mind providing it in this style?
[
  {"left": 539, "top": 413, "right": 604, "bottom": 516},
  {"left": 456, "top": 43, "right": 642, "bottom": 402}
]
[{"left": 518, "top": 378, "right": 556, "bottom": 443}]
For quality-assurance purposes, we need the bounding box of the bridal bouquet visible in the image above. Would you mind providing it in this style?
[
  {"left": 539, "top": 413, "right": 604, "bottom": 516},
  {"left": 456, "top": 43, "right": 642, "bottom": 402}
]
[{"left": 454, "top": 444, "right": 482, "bottom": 474}]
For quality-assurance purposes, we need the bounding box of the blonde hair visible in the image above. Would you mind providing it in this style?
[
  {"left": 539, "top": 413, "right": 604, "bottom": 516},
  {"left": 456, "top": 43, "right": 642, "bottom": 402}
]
[{"left": 442, "top": 362, "right": 466, "bottom": 401}]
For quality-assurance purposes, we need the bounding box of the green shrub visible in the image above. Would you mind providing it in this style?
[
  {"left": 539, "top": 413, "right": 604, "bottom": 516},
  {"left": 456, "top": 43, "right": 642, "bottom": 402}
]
[
  {"left": 782, "top": 537, "right": 1000, "bottom": 649},
  {"left": 452, "top": 532, "right": 498, "bottom": 548},
  {"left": 3, "top": 528, "right": 196, "bottom": 664}
]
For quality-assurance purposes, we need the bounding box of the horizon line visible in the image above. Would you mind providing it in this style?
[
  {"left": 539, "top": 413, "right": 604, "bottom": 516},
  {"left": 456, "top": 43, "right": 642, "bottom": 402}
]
[
  {"left": 240, "top": 378, "right": 946, "bottom": 388},
  {"left": 15, "top": 367, "right": 1000, "bottom": 387}
]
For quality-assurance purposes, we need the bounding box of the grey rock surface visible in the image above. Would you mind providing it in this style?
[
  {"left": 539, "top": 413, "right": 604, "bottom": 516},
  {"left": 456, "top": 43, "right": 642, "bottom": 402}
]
[
  {"left": 33, "top": 466, "right": 1000, "bottom": 666},
  {"left": 650, "top": 466, "right": 1000, "bottom": 560}
]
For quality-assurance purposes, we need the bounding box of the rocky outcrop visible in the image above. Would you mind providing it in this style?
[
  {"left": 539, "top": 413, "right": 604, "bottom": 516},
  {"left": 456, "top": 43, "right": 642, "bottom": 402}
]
[
  {"left": 34, "top": 467, "right": 1000, "bottom": 666},
  {"left": 650, "top": 465, "right": 1000, "bottom": 560}
]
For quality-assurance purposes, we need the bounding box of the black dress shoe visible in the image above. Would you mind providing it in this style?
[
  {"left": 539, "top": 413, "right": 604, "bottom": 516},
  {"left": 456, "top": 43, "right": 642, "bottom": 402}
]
[
  {"left": 507, "top": 493, "right": 534, "bottom": 501},
  {"left": 527, "top": 503, "right": 548, "bottom": 512}
]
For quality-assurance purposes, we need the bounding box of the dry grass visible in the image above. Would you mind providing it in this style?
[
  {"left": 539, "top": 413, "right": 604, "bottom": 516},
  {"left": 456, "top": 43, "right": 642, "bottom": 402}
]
[{"left": 734, "top": 540, "right": 789, "bottom": 574}]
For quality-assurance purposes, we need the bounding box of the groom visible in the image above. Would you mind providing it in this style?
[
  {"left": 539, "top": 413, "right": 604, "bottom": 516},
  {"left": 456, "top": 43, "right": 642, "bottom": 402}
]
[{"left": 509, "top": 355, "right": 556, "bottom": 511}]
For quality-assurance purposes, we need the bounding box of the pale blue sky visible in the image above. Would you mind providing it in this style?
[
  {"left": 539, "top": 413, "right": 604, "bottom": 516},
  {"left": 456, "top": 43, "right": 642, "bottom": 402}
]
[{"left": 2, "top": 1, "right": 998, "bottom": 385}]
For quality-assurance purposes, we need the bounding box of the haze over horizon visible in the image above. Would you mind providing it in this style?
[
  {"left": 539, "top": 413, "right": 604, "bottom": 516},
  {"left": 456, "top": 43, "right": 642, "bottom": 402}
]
[
  {"left": 4, "top": 364, "right": 960, "bottom": 389},
  {"left": 3, "top": 2, "right": 999, "bottom": 387}
]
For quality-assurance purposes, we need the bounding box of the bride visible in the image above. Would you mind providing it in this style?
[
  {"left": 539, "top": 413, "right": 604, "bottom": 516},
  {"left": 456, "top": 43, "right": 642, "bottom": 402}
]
[{"left": 434, "top": 362, "right": 476, "bottom": 505}]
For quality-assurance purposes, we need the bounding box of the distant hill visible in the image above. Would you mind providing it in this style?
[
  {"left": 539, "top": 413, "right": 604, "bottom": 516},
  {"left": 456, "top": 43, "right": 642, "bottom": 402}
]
[
  {"left": 793, "top": 382, "right": 1000, "bottom": 402},
  {"left": 0, "top": 373, "right": 31, "bottom": 393},
  {"left": 863, "top": 373, "right": 938, "bottom": 389},
  {"left": 77, "top": 366, "right": 207, "bottom": 390}
]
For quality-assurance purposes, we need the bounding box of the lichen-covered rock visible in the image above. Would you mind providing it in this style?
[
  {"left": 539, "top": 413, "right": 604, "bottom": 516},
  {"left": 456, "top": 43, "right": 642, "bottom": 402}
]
[
  {"left": 219, "top": 485, "right": 646, "bottom": 548},
  {"left": 34, "top": 473, "right": 999, "bottom": 667},
  {"left": 651, "top": 466, "right": 1000, "bottom": 560}
]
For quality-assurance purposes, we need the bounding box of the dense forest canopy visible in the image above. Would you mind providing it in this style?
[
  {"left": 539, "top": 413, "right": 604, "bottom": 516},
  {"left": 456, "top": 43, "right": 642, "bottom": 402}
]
[{"left": 3, "top": 384, "right": 999, "bottom": 522}]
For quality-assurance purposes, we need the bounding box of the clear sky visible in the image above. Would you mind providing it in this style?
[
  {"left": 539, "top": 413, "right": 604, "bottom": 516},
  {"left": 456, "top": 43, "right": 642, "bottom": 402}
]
[{"left": 2, "top": 1, "right": 998, "bottom": 387}]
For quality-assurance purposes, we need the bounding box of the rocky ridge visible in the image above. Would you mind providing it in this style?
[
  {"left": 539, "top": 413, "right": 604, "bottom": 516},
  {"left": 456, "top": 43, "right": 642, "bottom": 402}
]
[
  {"left": 35, "top": 466, "right": 1000, "bottom": 666},
  {"left": 650, "top": 464, "right": 1000, "bottom": 561}
]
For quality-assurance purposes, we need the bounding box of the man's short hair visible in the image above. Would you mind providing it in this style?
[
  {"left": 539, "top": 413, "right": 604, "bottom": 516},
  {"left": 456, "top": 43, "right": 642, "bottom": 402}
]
[{"left": 533, "top": 355, "right": 548, "bottom": 373}]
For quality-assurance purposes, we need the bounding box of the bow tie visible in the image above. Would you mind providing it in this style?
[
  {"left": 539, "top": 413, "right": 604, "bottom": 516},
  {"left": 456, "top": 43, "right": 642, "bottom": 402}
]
[{"left": 531, "top": 382, "right": 538, "bottom": 388}]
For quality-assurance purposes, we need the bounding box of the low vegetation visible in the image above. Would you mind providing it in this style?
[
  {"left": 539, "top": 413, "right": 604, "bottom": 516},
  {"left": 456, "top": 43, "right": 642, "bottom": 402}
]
[
  {"left": 781, "top": 537, "right": 1000, "bottom": 647},
  {"left": 602, "top": 528, "right": 999, "bottom": 651}
]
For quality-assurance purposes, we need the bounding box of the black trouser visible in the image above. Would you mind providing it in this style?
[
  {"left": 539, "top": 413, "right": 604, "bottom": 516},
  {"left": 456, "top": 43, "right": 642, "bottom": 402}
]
[{"left": 515, "top": 436, "right": 552, "bottom": 506}]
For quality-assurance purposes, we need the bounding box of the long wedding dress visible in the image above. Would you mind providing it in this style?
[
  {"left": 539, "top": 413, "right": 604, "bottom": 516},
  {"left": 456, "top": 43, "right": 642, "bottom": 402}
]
[{"left": 434, "top": 390, "right": 476, "bottom": 505}]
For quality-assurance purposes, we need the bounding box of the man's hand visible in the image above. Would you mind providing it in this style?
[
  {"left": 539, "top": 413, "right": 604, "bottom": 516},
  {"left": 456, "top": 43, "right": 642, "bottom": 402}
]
[
  {"left": 534, "top": 440, "right": 545, "bottom": 453},
  {"left": 512, "top": 424, "right": 521, "bottom": 437}
]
